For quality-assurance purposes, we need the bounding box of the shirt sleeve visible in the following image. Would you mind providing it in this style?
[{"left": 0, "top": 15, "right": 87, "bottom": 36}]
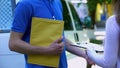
[
  {"left": 87, "top": 15, "right": 119, "bottom": 68},
  {"left": 11, "top": 1, "right": 32, "bottom": 33}
]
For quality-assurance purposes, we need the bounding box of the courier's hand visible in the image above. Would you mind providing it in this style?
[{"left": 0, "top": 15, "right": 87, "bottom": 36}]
[{"left": 48, "top": 37, "right": 64, "bottom": 55}]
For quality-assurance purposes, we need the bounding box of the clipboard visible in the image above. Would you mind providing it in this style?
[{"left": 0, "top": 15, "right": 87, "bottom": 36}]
[
  {"left": 71, "top": 42, "right": 104, "bottom": 53},
  {"left": 28, "top": 17, "right": 64, "bottom": 67}
]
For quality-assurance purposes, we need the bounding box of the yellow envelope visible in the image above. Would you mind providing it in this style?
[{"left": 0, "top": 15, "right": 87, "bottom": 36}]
[{"left": 28, "top": 17, "right": 64, "bottom": 67}]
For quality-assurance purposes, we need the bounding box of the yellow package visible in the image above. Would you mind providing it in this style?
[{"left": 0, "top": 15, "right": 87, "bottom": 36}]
[{"left": 28, "top": 17, "right": 64, "bottom": 67}]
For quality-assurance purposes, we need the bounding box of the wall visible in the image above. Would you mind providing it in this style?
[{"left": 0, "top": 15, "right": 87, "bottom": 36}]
[{"left": 0, "top": 33, "right": 25, "bottom": 68}]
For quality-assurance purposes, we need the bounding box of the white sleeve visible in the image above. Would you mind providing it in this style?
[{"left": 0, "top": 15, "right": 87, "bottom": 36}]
[{"left": 87, "top": 15, "right": 119, "bottom": 68}]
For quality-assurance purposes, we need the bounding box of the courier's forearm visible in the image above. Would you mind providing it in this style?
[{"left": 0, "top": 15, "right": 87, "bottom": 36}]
[
  {"left": 65, "top": 38, "right": 86, "bottom": 58},
  {"left": 9, "top": 31, "right": 50, "bottom": 55}
]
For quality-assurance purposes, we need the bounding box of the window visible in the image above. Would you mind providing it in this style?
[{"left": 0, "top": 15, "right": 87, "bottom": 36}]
[
  {"left": 61, "top": 0, "right": 82, "bottom": 31},
  {"left": 0, "top": 0, "right": 15, "bottom": 33}
]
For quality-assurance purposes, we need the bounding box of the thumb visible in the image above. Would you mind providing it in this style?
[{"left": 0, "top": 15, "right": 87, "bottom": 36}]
[
  {"left": 54, "top": 36, "right": 63, "bottom": 43},
  {"left": 86, "top": 44, "right": 96, "bottom": 53}
]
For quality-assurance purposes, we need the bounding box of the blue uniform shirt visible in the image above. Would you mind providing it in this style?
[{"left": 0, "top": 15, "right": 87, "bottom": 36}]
[{"left": 11, "top": 0, "right": 67, "bottom": 68}]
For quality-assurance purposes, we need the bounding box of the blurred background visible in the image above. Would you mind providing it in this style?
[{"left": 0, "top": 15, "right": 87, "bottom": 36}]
[{"left": 0, "top": 0, "right": 112, "bottom": 68}]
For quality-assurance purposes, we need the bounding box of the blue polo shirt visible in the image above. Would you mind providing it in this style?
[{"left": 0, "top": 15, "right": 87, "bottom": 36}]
[{"left": 12, "top": 0, "right": 67, "bottom": 68}]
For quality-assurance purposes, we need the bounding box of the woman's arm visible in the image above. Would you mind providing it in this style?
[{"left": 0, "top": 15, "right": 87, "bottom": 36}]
[{"left": 87, "top": 16, "right": 119, "bottom": 68}]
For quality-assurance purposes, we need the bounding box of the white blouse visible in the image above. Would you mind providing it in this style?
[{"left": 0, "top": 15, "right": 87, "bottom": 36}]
[{"left": 87, "top": 15, "right": 120, "bottom": 68}]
